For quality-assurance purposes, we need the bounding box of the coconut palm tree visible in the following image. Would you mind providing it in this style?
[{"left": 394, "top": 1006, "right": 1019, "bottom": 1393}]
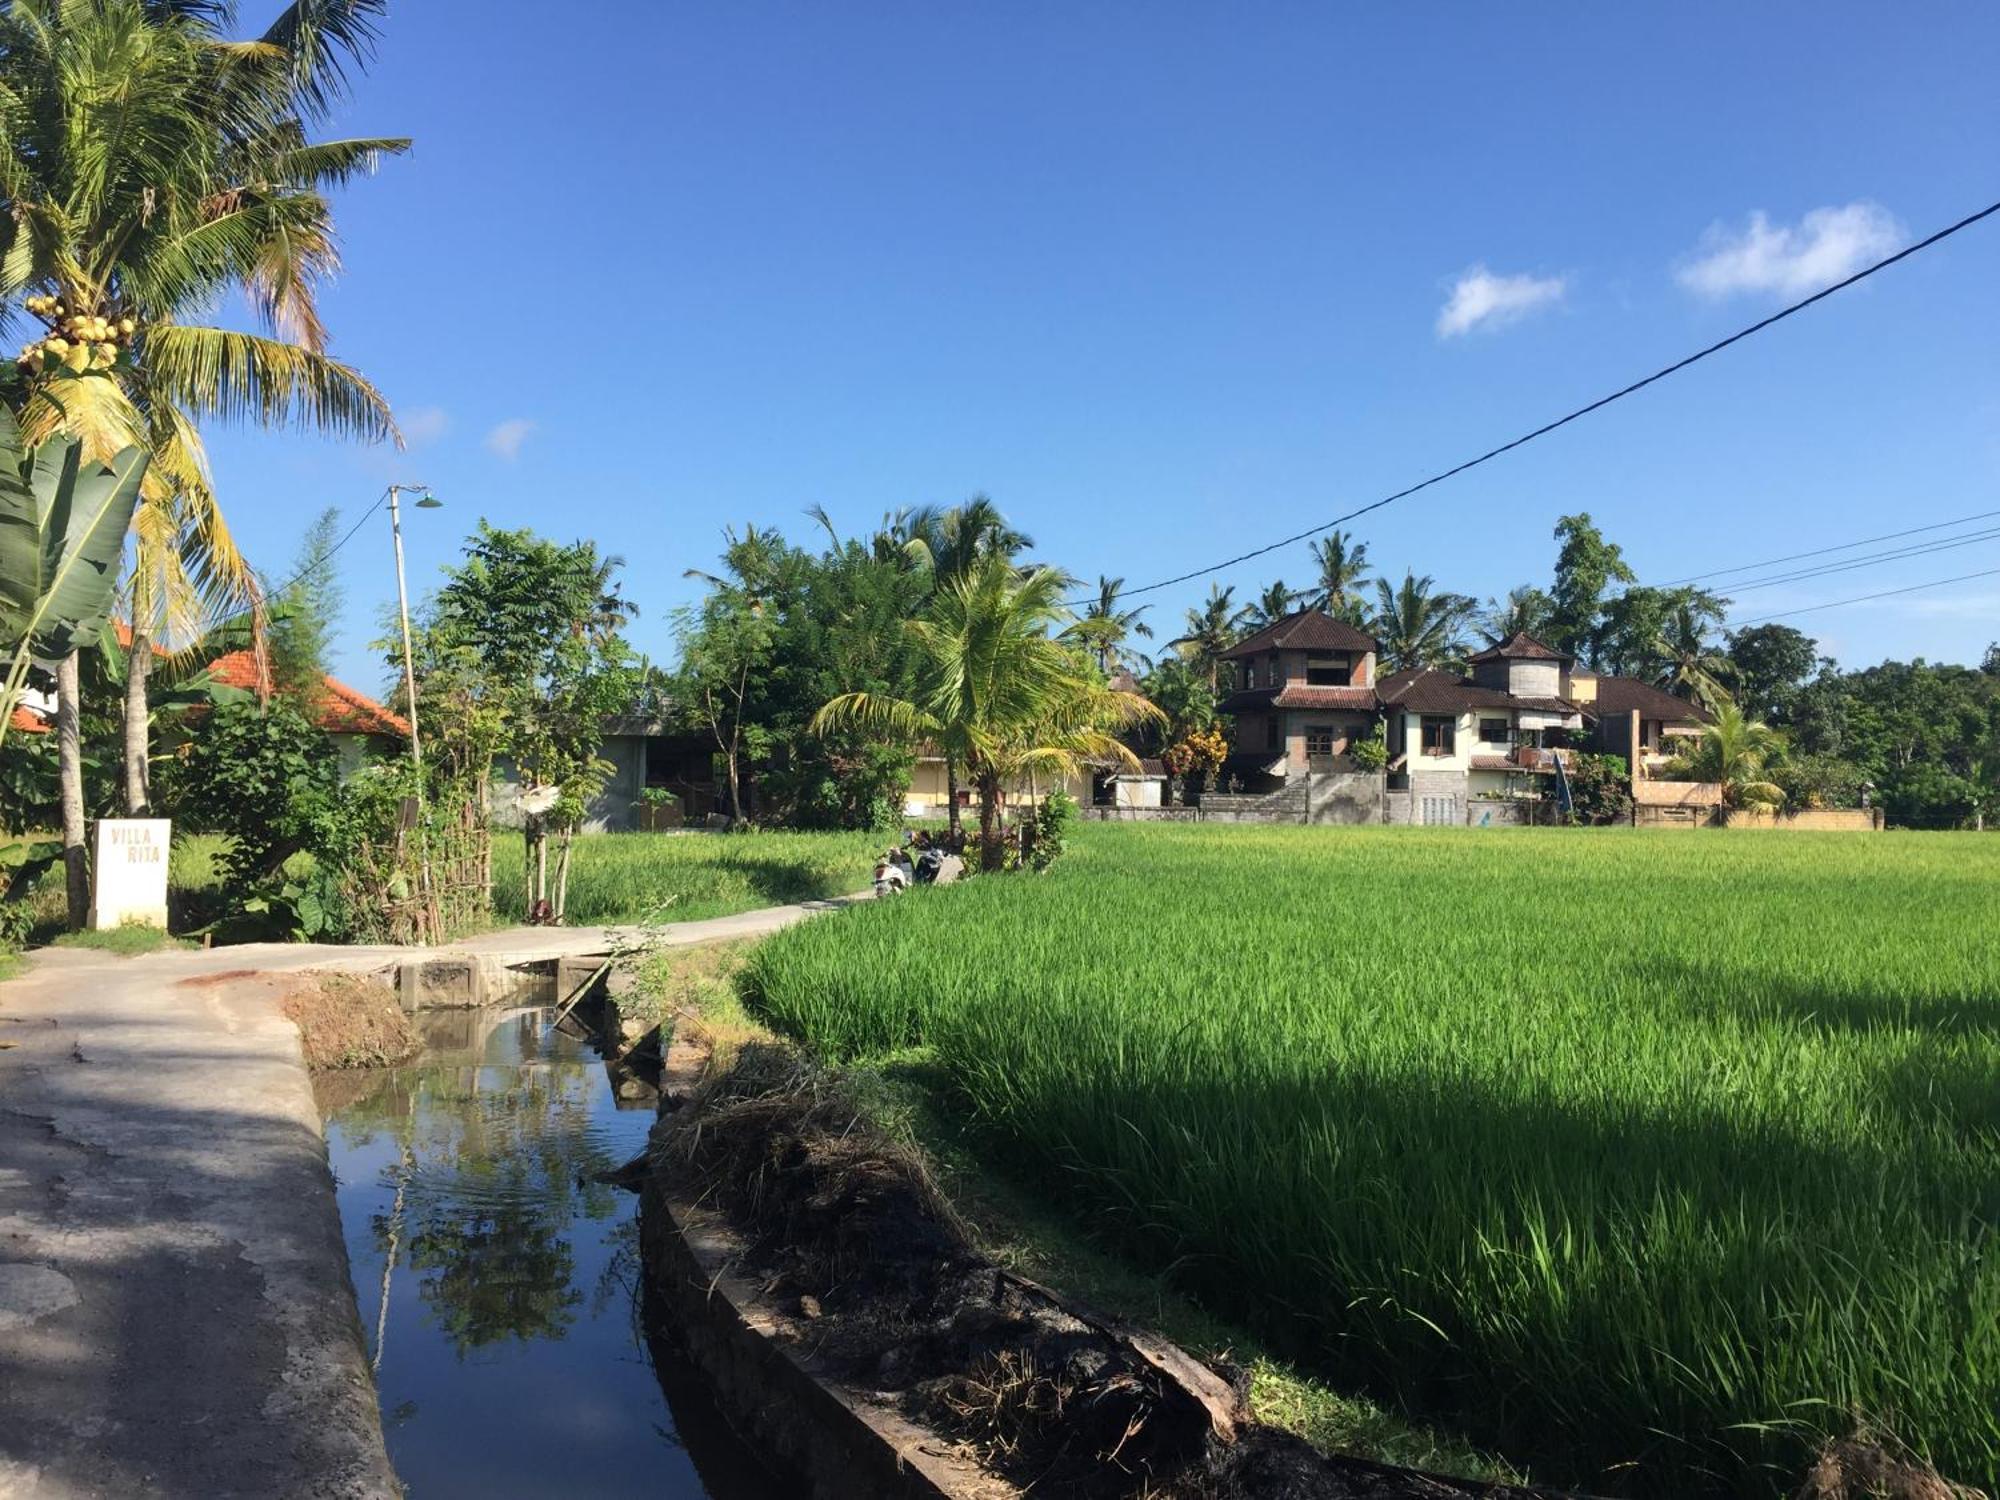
[
  {"left": 878, "top": 497, "right": 1039, "bottom": 832},
  {"left": 1172, "top": 584, "right": 1249, "bottom": 691},
  {"left": 1665, "top": 701, "right": 1786, "bottom": 808},
  {"left": 1649, "top": 598, "right": 1734, "bottom": 710},
  {"left": 1308, "top": 530, "right": 1371, "bottom": 617},
  {"left": 814, "top": 555, "right": 1157, "bottom": 869},
  {"left": 1479, "top": 585, "right": 1554, "bottom": 645},
  {"left": 1245, "top": 579, "right": 1297, "bottom": 630},
  {"left": 1370, "top": 571, "right": 1477, "bottom": 673},
  {"left": 0, "top": 0, "right": 405, "bottom": 822},
  {"left": 1063, "top": 574, "right": 1153, "bottom": 674}
]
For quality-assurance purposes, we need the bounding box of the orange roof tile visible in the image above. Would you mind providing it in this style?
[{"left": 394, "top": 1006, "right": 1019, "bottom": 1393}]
[
  {"left": 8, "top": 705, "right": 49, "bottom": 734},
  {"left": 203, "top": 651, "right": 409, "bottom": 738}
]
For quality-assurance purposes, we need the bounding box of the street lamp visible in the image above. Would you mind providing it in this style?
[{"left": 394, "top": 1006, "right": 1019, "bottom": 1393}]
[
  {"left": 386, "top": 485, "right": 440, "bottom": 772},
  {"left": 386, "top": 485, "right": 441, "bottom": 941}
]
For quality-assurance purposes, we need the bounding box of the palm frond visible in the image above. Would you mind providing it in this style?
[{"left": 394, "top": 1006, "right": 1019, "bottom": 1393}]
[{"left": 143, "top": 323, "right": 397, "bottom": 441}]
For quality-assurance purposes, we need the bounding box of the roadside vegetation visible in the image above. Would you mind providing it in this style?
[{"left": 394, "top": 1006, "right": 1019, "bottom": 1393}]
[
  {"left": 742, "top": 822, "right": 2000, "bottom": 1496},
  {"left": 492, "top": 830, "right": 880, "bottom": 926}
]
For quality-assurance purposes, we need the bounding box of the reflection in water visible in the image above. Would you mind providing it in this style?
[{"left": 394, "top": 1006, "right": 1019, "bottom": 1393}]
[{"left": 322, "top": 1011, "right": 781, "bottom": 1499}]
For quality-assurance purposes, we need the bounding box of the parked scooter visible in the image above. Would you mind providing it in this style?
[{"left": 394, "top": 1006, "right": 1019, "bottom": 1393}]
[{"left": 873, "top": 845, "right": 914, "bottom": 897}]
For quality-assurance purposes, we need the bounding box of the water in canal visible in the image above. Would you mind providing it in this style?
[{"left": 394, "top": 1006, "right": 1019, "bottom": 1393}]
[{"left": 319, "top": 1008, "right": 782, "bottom": 1499}]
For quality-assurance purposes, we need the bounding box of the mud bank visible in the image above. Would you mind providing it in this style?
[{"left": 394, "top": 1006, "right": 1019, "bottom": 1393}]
[{"left": 638, "top": 1026, "right": 1587, "bottom": 1500}]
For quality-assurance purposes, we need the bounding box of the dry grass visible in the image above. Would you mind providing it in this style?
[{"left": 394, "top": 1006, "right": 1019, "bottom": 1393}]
[{"left": 279, "top": 973, "right": 419, "bottom": 1071}]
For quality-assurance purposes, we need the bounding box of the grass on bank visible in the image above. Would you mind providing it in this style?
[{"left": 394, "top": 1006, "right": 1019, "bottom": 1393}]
[
  {"left": 742, "top": 821, "right": 2000, "bottom": 1498},
  {"left": 628, "top": 938, "right": 1515, "bottom": 1485},
  {"left": 491, "top": 828, "right": 881, "bottom": 926}
]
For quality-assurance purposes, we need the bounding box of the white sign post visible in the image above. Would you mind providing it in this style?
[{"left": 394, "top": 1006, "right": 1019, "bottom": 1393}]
[{"left": 89, "top": 819, "right": 171, "bottom": 931}]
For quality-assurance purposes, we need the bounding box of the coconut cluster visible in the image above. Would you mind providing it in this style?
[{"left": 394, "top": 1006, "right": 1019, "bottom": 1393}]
[{"left": 16, "top": 293, "right": 136, "bottom": 374}]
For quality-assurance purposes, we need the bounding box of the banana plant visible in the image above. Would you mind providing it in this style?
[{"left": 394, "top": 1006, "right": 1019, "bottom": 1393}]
[{"left": 0, "top": 402, "right": 150, "bottom": 751}]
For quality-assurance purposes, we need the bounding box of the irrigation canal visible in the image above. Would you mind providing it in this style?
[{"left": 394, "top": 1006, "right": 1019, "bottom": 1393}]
[{"left": 319, "top": 1005, "right": 783, "bottom": 1498}]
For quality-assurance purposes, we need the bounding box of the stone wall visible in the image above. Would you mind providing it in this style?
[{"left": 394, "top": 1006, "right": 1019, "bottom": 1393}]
[
  {"left": 1719, "top": 807, "right": 1884, "bottom": 831},
  {"left": 1080, "top": 806, "right": 1201, "bottom": 822},
  {"left": 1306, "top": 770, "right": 1385, "bottom": 825}
]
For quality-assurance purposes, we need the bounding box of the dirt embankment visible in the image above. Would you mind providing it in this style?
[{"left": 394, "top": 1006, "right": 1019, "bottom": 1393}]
[
  {"left": 645, "top": 1042, "right": 1578, "bottom": 1500},
  {"left": 276, "top": 974, "right": 419, "bottom": 1071}
]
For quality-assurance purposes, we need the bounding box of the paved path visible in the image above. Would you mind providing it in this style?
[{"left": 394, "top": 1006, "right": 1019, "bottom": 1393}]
[{"left": 0, "top": 894, "right": 865, "bottom": 1498}]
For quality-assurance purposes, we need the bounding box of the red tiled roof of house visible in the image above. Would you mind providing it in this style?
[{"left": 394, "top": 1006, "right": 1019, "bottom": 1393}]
[
  {"left": 1220, "top": 609, "right": 1377, "bottom": 659},
  {"left": 205, "top": 651, "right": 409, "bottom": 737},
  {"left": 8, "top": 705, "right": 49, "bottom": 734},
  {"left": 1269, "top": 684, "right": 1377, "bottom": 710},
  {"left": 1467, "top": 631, "right": 1568, "bottom": 664}
]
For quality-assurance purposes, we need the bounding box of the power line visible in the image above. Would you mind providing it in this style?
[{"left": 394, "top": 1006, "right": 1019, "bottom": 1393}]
[
  {"left": 1654, "top": 506, "right": 2000, "bottom": 588},
  {"left": 198, "top": 491, "right": 386, "bottom": 635},
  {"left": 1720, "top": 525, "right": 2000, "bottom": 594},
  {"left": 1730, "top": 566, "right": 2000, "bottom": 625},
  {"left": 1074, "top": 194, "right": 2000, "bottom": 610}
]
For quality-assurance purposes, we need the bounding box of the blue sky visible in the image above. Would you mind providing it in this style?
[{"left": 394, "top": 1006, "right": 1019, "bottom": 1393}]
[{"left": 201, "top": 2, "right": 2000, "bottom": 692}]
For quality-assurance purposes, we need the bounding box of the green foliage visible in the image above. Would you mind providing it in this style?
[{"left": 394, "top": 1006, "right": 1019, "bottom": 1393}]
[
  {"left": 745, "top": 822, "right": 2000, "bottom": 1496},
  {"left": 163, "top": 696, "right": 339, "bottom": 884},
  {"left": 1546, "top": 512, "right": 1634, "bottom": 659},
  {"left": 265, "top": 506, "right": 345, "bottom": 703},
  {"left": 1665, "top": 701, "right": 1788, "bottom": 807},
  {"left": 674, "top": 518, "right": 928, "bottom": 828},
  {"left": 1771, "top": 750, "right": 1870, "bottom": 810},
  {"left": 1369, "top": 570, "right": 1477, "bottom": 672},
  {"left": 1726, "top": 623, "right": 1821, "bottom": 721},
  {"left": 1786, "top": 658, "right": 1999, "bottom": 829},
  {"left": 1564, "top": 751, "right": 1631, "bottom": 824},
  {"left": 489, "top": 830, "right": 878, "bottom": 926},
  {"left": 1029, "top": 787, "right": 1076, "bottom": 871},
  {"left": 1347, "top": 723, "right": 1389, "bottom": 771}
]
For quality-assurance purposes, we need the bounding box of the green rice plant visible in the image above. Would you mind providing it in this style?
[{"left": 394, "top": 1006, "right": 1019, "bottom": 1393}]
[
  {"left": 743, "top": 823, "right": 2000, "bottom": 1497},
  {"left": 490, "top": 829, "right": 881, "bottom": 926}
]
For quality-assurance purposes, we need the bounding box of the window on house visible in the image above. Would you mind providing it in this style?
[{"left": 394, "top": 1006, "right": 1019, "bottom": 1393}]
[
  {"left": 1478, "top": 717, "right": 1510, "bottom": 745},
  {"left": 1420, "top": 716, "right": 1456, "bottom": 756},
  {"left": 1305, "top": 656, "right": 1352, "bottom": 686},
  {"left": 1266, "top": 715, "right": 1281, "bottom": 751},
  {"left": 1241, "top": 662, "right": 1255, "bottom": 689},
  {"left": 1305, "top": 725, "right": 1336, "bottom": 756},
  {"left": 1517, "top": 727, "right": 1545, "bottom": 750}
]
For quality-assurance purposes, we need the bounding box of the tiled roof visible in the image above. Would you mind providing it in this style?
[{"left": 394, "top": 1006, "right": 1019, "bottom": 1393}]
[
  {"left": 1220, "top": 609, "right": 1377, "bottom": 659},
  {"left": 1109, "top": 757, "right": 1167, "bottom": 779},
  {"left": 1467, "top": 631, "right": 1568, "bottom": 664},
  {"left": 8, "top": 705, "right": 49, "bottom": 734},
  {"left": 1378, "top": 668, "right": 1583, "bottom": 717},
  {"left": 1377, "top": 668, "right": 1521, "bottom": 712},
  {"left": 1587, "top": 676, "right": 1712, "bottom": 725},
  {"left": 1270, "top": 685, "right": 1376, "bottom": 710},
  {"left": 205, "top": 651, "right": 410, "bottom": 737}
]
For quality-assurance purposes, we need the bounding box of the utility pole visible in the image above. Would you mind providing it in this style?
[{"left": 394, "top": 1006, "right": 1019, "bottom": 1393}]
[
  {"left": 387, "top": 484, "right": 433, "bottom": 771},
  {"left": 386, "top": 484, "right": 442, "bottom": 938}
]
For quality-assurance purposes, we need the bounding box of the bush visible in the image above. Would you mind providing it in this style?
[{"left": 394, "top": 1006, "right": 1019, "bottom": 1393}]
[
  {"left": 1029, "top": 789, "right": 1077, "bottom": 872},
  {"left": 1349, "top": 726, "right": 1388, "bottom": 771},
  {"left": 1564, "top": 752, "right": 1632, "bottom": 825}
]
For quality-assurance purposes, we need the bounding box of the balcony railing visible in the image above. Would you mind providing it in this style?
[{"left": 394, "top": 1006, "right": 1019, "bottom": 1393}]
[{"left": 1511, "top": 745, "right": 1575, "bottom": 770}]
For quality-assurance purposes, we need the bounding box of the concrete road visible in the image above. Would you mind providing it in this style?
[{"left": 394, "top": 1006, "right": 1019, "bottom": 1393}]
[{"left": 0, "top": 894, "right": 864, "bottom": 1499}]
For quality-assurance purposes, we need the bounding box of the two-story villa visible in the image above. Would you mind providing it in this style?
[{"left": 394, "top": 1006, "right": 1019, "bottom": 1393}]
[
  {"left": 1377, "top": 631, "right": 1588, "bottom": 817},
  {"left": 1217, "top": 610, "right": 1380, "bottom": 785}
]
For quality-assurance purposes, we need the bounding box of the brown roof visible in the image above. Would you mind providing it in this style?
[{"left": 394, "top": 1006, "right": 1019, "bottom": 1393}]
[
  {"left": 1377, "top": 668, "right": 1521, "bottom": 712},
  {"left": 1107, "top": 668, "right": 1142, "bottom": 695},
  {"left": 1270, "top": 685, "right": 1376, "bottom": 710},
  {"left": 1587, "top": 676, "right": 1712, "bottom": 725},
  {"left": 206, "top": 651, "right": 410, "bottom": 737},
  {"left": 1378, "top": 668, "right": 1581, "bottom": 717},
  {"left": 1220, "top": 609, "right": 1376, "bottom": 659},
  {"left": 1468, "top": 631, "right": 1569, "bottom": 664}
]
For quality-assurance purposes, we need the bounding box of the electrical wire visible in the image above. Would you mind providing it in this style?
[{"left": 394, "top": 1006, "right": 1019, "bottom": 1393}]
[
  {"left": 1717, "top": 525, "right": 2000, "bottom": 594},
  {"left": 195, "top": 489, "right": 387, "bottom": 635},
  {"left": 1653, "top": 506, "right": 2000, "bottom": 587},
  {"left": 1729, "top": 566, "right": 2000, "bottom": 625},
  {"left": 1070, "top": 194, "right": 2000, "bottom": 609}
]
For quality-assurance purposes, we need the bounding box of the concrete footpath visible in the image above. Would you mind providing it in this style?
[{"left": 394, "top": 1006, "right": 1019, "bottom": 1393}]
[{"left": 0, "top": 895, "right": 863, "bottom": 1499}]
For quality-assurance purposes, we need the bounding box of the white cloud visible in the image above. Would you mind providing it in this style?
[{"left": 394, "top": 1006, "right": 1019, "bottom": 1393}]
[
  {"left": 400, "top": 405, "right": 449, "bottom": 446},
  {"left": 1675, "top": 202, "right": 1905, "bottom": 300},
  {"left": 1436, "top": 266, "right": 1567, "bottom": 338},
  {"left": 484, "top": 418, "right": 535, "bottom": 461}
]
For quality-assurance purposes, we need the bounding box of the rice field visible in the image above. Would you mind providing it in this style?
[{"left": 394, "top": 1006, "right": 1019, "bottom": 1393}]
[
  {"left": 742, "top": 823, "right": 2000, "bottom": 1496},
  {"left": 490, "top": 829, "right": 880, "bottom": 925}
]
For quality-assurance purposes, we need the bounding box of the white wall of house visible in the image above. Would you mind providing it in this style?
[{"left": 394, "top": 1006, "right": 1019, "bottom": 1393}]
[
  {"left": 904, "top": 758, "right": 1087, "bottom": 817},
  {"left": 1111, "top": 776, "right": 1164, "bottom": 808}
]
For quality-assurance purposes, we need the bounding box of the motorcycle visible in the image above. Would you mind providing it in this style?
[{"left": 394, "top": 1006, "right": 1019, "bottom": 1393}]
[{"left": 873, "top": 846, "right": 914, "bottom": 897}]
